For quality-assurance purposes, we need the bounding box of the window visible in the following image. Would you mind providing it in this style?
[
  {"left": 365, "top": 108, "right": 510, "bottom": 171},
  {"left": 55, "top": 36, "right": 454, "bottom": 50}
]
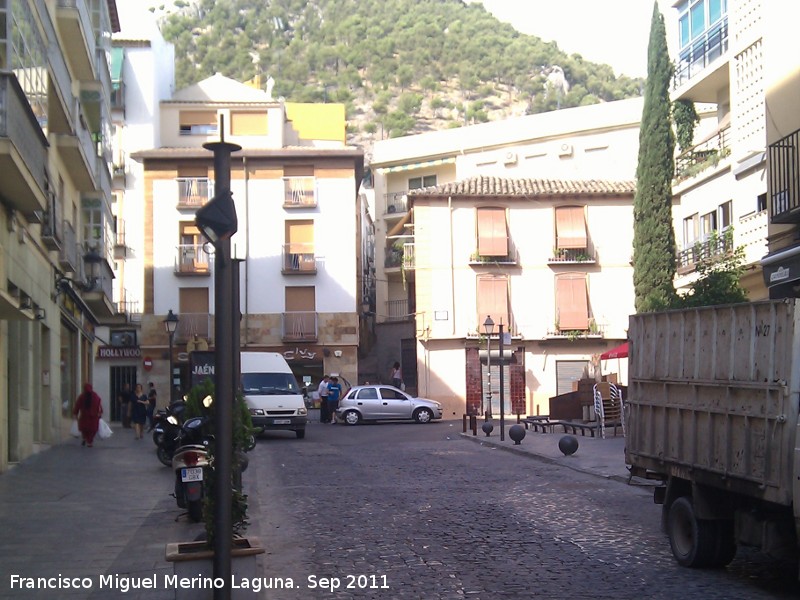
[
  {"left": 756, "top": 193, "right": 767, "bottom": 213},
  {"left": 555, "top": 273, "right": 589, "bottom": 331},
  {"left": 677, "top": 0, "right": 727, "bottom": 49},
  {"left": 683, "top": 213, "right": 700, "bottom": 247},
  {"left": 178, "top": 287, "right": 210, "bottom": 340},
  {"left": 701, "top": 210, "right": 717, "bottom": 238},
  {"left": 554, "top": 206, "right": 587, "bottom": 250},
  {"left": 179, "top": 111, "right": 218, "bottom": 136},
  {"left": 283, "top": 166, "right": 316, "bottom": 206},
  {"left": 284, "top": 220, "right": 315, "bottom": 272},
  {"left": 408, "top": 175, "right": 437, "bottom": 190},
  {"left": 719, "top": 200, "right": 732, "bottom": 229},
  {"left": 476, "top": 275, "right": 509, "bottom": 332},
  {"left": 356, "top": 387, "right": 379, "bottom": 400},
  {"left": 284, "top": 286, "right": 317, "bottom": 341},
  {"left": 2, "top": 0, "right": 47, "bottom": 131},
  {"left": 230, "top": 111, "right": 268, "bottom": 136},
  {"left": 178, "top": 222, "right": 208, "bottom": 272},
  {"left": 476, "top": 207, "right": 508, "bottom": 257}
]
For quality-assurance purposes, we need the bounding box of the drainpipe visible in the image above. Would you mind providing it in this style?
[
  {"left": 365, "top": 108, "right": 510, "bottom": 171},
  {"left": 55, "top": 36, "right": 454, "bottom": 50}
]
[
  {"left": 243, "top": 155, "right": 250, "bottom": 346},
  {"left": 449, "top": 196, "right": 455, "bottom": 336}
]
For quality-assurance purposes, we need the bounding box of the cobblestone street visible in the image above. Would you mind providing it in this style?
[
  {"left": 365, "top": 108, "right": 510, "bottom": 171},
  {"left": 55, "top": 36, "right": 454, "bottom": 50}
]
[{"left": 249, "top": 419, "right": 799, "bottom": 600}]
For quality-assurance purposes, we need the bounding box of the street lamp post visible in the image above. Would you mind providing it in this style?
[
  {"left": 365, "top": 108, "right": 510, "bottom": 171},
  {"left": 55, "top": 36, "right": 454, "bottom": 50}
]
[
  {"left": 498, "top": 319, "right": 505, "bottom": 441},
  {"left": 483, "top": 315, "right": 494, "bottom": 420},
  {"left": 163, "top": 310, "right": 179, "bottom": 403}
]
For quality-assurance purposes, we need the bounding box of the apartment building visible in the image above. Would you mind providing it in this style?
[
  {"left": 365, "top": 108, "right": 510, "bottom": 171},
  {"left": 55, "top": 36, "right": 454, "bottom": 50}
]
[
  {"left": 759, "top": 3, "right": 800, "bottom": 293},
  {"left": 669, "top": 0, "right": 769, "bottom": 299},
  {"left": 0, "top": 0, "right": 119, "bottom": 472},
  {"left": 85, "top": 6, "right": 176, "bottom": 420},
  {"left": 130, "top": 74, "right": 365, "bottom": 399},
  {"left": 371, "top": 98, "right": 643, "bottom": 416}
]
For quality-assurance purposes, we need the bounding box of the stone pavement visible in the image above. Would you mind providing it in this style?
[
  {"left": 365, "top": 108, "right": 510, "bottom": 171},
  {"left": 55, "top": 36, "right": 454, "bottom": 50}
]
[
  {"left": 0, "top": 417, "right": 641, "bottom": 599},
  {"left": 458, "top": 419, "right": 635, "bottom": 484}
]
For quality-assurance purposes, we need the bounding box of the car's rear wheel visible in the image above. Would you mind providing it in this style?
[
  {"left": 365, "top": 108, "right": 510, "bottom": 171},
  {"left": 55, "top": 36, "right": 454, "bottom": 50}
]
[
  {"left": 343, "top": 410, "right": 361, "bottom": 425},
  {"left": 414, "top": 408, "right": 434, "bottom": 424}
]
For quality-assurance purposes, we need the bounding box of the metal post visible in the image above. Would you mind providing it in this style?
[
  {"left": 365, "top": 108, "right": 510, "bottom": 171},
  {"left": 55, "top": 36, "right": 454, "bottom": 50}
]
[
  {"left": 486, "top": 333, "right": 492, "bottom": 420},
  {"left": 499, "top": 321, "right": 505, "bottom": 441},
  {"left": 168, "top": 331, "right": 175, "bottom": 403},
  {"left": 204, "top": 127, "right": 240, "bottom": 600}
]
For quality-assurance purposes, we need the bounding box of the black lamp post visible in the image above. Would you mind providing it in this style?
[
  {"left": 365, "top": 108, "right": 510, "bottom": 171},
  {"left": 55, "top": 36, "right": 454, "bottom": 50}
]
[
  {"left": 196, "top": 119, "right": 241, "bottom": 600},
  {"left": 483, "top": 315, "right": 494, "bottom": 420},
  {"left": 498, "top": 318, "right": 505, "bottom": 441},
  {"left": 163, "top": 309, "right": 179, "bottom": 403}
]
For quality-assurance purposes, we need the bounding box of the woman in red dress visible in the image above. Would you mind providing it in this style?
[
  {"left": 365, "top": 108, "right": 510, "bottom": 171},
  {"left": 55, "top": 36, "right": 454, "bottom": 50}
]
[{"left": 73, "top": 383, "right": 103, "bottom": 447}]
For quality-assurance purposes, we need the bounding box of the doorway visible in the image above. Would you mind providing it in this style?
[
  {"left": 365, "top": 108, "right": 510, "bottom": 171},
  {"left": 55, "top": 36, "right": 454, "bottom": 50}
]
[{"left": 110, "top": 366, "right": 137, "bottom": 422}]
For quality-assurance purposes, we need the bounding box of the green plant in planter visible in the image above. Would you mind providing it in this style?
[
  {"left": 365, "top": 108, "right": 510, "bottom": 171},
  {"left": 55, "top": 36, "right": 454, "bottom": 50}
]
[{"left": 183, "top": 378, "right": 255, "bottom": 547}]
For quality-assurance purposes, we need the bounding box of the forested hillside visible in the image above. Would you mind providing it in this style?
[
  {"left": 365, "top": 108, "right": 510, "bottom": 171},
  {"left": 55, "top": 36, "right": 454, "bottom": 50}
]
[{"left": 158, "top": 0, "right": 644, "bottom": 147}]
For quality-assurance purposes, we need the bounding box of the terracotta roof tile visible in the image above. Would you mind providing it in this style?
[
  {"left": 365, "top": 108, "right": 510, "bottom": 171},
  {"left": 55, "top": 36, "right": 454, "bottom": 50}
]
[{"left": 408, "top": 175, "right": 636, "bottom": 198}]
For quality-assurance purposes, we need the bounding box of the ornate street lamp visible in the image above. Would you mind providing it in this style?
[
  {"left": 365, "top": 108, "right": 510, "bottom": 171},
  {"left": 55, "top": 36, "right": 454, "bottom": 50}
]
[
  {"left": 163, "top": 309, "right": 179, "bottom": 403},
  {"left": 483, "top": 315, "right": 494, "bottom": 420}
]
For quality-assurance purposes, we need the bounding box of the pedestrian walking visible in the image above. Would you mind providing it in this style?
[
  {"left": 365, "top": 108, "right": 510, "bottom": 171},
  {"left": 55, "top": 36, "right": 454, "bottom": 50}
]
[
  {"left": 131, "top": 383, "right": 149, "bottom": 440},
  {"left": 146, "top": 382, "right": 157, "bottom": 431},
  {"left": 118, "top": 383, "right": 134, "bottom": 428},
  {"left": 327, "top": 376, "right": 342, "bottom": 424},
  {"left": 73, "top": 383, "right": 103, "bottom": 448},
  {"left": 318, "top": 375, "right": 331, "bottom": 423},
  {"left": 390, "top": 361, "right": 403, "bottom": 389}
]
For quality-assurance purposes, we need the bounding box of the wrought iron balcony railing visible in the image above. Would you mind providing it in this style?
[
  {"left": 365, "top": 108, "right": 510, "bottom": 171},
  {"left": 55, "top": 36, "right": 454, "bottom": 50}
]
[{"left": 769, "top": 127, "right": 800, "bottom": 224}]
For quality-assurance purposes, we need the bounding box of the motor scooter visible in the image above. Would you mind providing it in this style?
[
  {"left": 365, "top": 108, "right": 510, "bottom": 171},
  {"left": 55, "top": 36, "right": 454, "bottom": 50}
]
[
  {"left": 154, "top": 402, "right": 189, "bottom": 467},
  {"left": 171, "top": 395, "right": 215, "bottom": 522},
  {"left": 152, "top": 400, "right": 186, "bottom": 446}
]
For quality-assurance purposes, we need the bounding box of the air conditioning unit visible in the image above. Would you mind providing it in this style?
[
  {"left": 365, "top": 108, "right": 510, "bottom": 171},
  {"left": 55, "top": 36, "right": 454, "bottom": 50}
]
[
  {"left": 558, "top": 143, "right": 574, "bottom": 157},
  {"left": 503, "top": 151, "right": 518, "bottom": 165}
]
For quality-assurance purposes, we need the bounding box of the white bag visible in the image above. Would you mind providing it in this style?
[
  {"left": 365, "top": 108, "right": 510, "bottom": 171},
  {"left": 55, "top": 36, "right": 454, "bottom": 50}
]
[
  {"left": 400, "top": 382, "right": 406, "bottom": 392},
  {"left": 98, "top": 418, "right": 113, "bottom": 440},
  {"left": 70, "top": 420, "right": 80, "bottom": 438}
]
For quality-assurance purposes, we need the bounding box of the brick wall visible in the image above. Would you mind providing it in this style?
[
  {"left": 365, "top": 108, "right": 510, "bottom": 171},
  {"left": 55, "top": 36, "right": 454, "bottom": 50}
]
[{"left": 465, "top": 346, "right": 482, "bottom": 415}]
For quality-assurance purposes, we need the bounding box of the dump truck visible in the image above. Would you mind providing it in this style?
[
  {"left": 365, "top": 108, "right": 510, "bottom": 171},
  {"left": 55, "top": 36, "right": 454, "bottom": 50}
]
[{"left": 625, "top": 299, "right": 800, "bottom": 570}]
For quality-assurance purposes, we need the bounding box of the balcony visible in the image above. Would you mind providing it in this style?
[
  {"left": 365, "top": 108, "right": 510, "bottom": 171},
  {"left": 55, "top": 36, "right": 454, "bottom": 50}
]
[
  {"left": 676, "top": 231, "right": 733, "bottom": 275},
  {"left": 56, "top": 0, "right": 96, "bottom": 81},
  {"left": 283, "top": 177, "right": 316, "bottom": 207},
  {"left": 282, "top": 311, "right": 318, "bottom": 342},
  {"left": 177, "top": 177, "right": 213, "bottom": 208},
  {"left": 53, "top": 111, "right": 96, "bottom": 191},
  {"left": 673, "top": 17, "right": 729, "bottom": 95},
  {"left": 42, "top": 5, "right": 75, "bottom": 135},
  {"left": 385, "top": 299, "right": 411, "bottom": 322},
  {"left": 82, "top": 272, "right": 116, "bottom": 321},
  {"left": 114, "top": 219, "right": 130, "bottom": 259},
  {"left": 40, "top": 204, "right": 63, "bottom": 252},
  {"left": 470, "top": 239, "right": 520, "bottom": 266},
  {"left": 175, "top": 313, "right": 214, "bottom": 344},
  {"left": 769, "top": 128, "right": 800, "bottom": 224},
  {"left": 547, "top": 242, "right": 596, "bottom": 264},
  {"left": 282, "top": 244, "right": 317, "bottom": 275},
  {"left": 0, "top": 74, "right": 48, "bottom": 216},
  {"left": 175, "top": 244, "right": 212, "bottom": 276},
  {"left": 545, "top": 320, "right": 605, "bottom": 340},
  {"left": 59, "top": 221, "right": 79, "bottom": 272},
  {"left": 675, "top": 127, "right": 731, "bottom": 183},
  {"left": 384, "top": 191, "right": 409, "bottom": 216}
]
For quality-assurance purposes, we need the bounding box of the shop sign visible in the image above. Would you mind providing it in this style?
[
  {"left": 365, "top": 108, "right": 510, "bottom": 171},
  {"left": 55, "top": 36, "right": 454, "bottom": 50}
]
[{"left": 97, "top": 346, "right": 142, "bottom": 359}]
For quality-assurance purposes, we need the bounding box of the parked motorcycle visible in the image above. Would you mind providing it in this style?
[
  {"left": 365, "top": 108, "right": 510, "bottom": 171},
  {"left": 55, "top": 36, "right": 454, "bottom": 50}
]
[
  {"left": 153, "top": 401, "right": 188, "bottom": 466},
  {"left": 172, "top": 437, "right": 211, "bottom": 522}
]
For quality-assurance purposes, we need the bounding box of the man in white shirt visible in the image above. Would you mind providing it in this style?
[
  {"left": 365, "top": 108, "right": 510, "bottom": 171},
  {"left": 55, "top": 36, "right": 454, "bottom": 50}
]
[{"left": 317, "top": 375, "right": 331, "bottom": 423}]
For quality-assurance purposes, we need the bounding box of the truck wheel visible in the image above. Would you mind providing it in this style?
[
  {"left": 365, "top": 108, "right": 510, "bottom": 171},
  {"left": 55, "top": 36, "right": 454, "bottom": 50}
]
[
  {"left": 710, "top": 520, "right": 737, "bottom": 567},
  {"left": 667, "top": 497, "right": 716, "bottom": 567}
]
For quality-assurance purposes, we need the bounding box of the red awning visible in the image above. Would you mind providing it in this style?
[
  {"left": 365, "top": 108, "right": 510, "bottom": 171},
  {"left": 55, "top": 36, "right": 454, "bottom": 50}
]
[{"left": 600, "top": 342, "right": 628, "bottom": 360}]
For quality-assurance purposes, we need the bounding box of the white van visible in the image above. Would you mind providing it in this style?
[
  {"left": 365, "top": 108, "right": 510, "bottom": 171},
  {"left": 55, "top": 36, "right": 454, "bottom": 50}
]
[{"left": 240, "top": 352, "right": 307, "bottom": 439}]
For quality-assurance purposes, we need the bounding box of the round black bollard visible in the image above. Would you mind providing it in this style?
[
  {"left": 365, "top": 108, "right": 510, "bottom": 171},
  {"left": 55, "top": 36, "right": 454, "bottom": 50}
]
[
  {"left": 508, "top": 424, "right": 526, "bottom": 445},
  {"left": 481, "top": 421, "right": 494, "bottom": 437},
  {"left": 558, "top": 435, "right": 579, "bottom": 456}
]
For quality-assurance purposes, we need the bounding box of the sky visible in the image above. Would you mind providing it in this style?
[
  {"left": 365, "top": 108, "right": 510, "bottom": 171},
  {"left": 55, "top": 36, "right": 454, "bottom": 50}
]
[{"left": 472, "top": 0, "right": 677, "bottom": 78}]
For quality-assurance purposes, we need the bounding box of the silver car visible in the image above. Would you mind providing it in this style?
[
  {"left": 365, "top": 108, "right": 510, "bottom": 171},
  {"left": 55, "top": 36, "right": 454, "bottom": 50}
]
[{"left": 335, "top": 385, "right": 443, "bottom": 425}]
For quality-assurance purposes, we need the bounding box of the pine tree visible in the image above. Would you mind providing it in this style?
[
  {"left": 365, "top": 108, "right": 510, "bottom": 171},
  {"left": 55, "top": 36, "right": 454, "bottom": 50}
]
[{"left": 633, "top": 2, "right": 677, "bottom": 312}]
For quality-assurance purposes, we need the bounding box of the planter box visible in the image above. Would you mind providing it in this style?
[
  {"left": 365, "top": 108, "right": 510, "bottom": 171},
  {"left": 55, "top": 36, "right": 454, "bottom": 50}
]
[{"left": 165, "top": 537, "right": 265, "bottom": 600}]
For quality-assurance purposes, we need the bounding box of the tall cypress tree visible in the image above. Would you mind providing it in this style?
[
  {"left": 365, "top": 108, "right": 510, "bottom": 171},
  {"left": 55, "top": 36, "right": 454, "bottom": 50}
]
[{"left": 633, "top": 2, "right": 677, "bottom": 312}]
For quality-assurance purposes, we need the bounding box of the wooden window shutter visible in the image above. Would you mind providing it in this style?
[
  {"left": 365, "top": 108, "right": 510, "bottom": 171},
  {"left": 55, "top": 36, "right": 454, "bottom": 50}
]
[
  {"left": 179, "top": 111, "right": 217, "bottom": 126},
  {"left": 230, "top": 111, "right": 268, "bottom": 135},
  {"left": 285, "top": 286, "right": 315, "bottom": 311},
  {"left": 555, "top": 206, "right": 587, "bottom": 249},
  {"left": 477, "top": 276, "right": 509, "bottom": 331},
  {"left": 477, "top": 208, "right": 508, "bottom": 256},
  {"left": 556, "top": 273, "right": 589, "bottom": 330},
  {"left": 179, "top": 287, "right": 209, "bottom": 313},
  {"left": 284, "top": 165, "right": 314, "bottom": 177},
  {"left": 286, "top": 220, "right": 314, "bottom": 252}
]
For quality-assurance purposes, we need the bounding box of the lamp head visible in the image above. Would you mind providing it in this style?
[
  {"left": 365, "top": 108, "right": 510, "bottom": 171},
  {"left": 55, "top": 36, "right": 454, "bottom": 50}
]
[
  {"left": 163, "top": 309, "right": 179, "bottom": 334},
  {"left": 195, "top": 190, "right": 237, "bottom": 244},
  {"left": 483, "top": 315, "right": 495, "bottom": 335}
]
